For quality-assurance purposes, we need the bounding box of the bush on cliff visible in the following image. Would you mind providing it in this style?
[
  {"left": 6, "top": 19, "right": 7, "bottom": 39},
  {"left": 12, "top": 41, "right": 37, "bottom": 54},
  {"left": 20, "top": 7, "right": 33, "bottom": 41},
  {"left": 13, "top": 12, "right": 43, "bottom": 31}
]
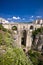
[{"left": 0, "top": 48, "right": 33, "bottom": 65}]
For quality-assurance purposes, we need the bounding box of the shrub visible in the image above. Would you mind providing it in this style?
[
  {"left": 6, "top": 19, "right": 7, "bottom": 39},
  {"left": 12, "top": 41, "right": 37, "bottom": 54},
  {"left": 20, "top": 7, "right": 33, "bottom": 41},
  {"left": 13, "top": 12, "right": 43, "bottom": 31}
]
[
  {"left": 2, "top": 28, "right": 7, "bottom": 32},
  {"left": 0, "top": 48, "right": 33, "bottom": 65},
  {"left": 0, "top": 33, "right": 3, "bottom": 45},
  {"left": 0, "top": 24, "right": 7, "bottom": 32},
  {"left": 7, "top": 30, "right": 12, "bottom": 34},
  {"left": 0, "top": 24, "right": 3, "bottom": 30},
  {"left": 28, "top": 50, "right": 40, "bottom": 65},
  {"left": 32, "top": 27, "right": 43, "bottom": 39}
]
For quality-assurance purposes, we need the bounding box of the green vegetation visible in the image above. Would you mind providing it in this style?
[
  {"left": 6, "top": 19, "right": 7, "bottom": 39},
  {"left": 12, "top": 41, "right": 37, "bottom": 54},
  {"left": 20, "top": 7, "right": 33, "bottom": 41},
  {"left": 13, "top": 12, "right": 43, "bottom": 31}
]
[
  {"left": 0, "top": 31, "right": 14, "bottom": 47},
  {"left": 0, "top": 48, "right": 33, "bottom": 65},
  {"left": 32, "top": 28, "right": 41, "bottom": 39},
  {"left": 28, "top": 50, "right": 39, "bottom": 65},
  {"left": 0, "top": 23, "right": 3, "bottom": 30},
  {"left": 32, "top": 27, "right": 43, "bottom": 39},
  {"left": 31, "top": 27, "right": 43, "bottom": 65},
  {"left": 0, "top": 24, "right": 14, "bottom": 47},
  {"left": 28, "top": 50, "right": 43, "bottom": 65},
  {"left": 0, "top": 33, "right": 3, "bottom": 45},
  {"left": 0, "top": 24, "right": 33, "bottom": 65},
  {"left": 0, "top": 24, "right": 7, "bottom": 32}
]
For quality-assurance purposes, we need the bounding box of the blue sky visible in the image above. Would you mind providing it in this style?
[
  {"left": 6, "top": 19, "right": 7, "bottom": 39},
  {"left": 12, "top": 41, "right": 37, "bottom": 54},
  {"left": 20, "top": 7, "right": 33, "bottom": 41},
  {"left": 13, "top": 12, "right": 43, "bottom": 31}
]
[{"left": 0, "top": 0, "right": 43, "bottom": 22}]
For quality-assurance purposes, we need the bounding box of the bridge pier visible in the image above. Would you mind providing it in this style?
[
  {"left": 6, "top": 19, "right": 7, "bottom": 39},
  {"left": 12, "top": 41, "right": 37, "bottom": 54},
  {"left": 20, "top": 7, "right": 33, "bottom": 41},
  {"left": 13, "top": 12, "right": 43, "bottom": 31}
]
[{"left": 26, "top": 30, "right": 32, "bottom": 50}]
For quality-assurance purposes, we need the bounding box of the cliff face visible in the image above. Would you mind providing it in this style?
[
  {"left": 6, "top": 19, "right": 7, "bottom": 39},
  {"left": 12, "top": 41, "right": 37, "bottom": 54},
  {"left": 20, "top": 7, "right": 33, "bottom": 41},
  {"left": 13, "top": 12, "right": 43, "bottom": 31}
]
[
  {"left": 32, "top": 33, "right": 43, "bottom": 51},
  {"left": 37, "top": 34, "right": 43, "bottom": 51},
  {"left": 32, "top": 26, "right": 43, "bottom": 51}
]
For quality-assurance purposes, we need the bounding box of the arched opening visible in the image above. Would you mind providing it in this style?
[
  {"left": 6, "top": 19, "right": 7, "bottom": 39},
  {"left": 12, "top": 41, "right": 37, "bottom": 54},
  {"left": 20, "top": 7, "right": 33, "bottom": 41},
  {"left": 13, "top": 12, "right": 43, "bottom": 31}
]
[
  {"left": 21, "top": 30, "right": 27, "bottom": 48},
  {"left": 12, "top": 26, "right": 17, "bottom": 30},
  {"left": 12, "top": 26, "right": 17, "bottom": 34},
  {"left": 42, "top": 45, "right": 43, "bottom": 51},
  {"left": 30, "top": 25, "right": 33, "bottom": 29}
]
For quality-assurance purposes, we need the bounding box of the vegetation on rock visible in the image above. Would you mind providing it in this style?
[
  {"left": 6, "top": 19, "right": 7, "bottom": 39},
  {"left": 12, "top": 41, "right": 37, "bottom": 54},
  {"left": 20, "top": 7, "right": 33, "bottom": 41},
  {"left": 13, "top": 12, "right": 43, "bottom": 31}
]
[
  {"left": 31, "top": 27, "right": 43, "bottom": 65},
  {"left": 28, "top": 50, "right": 43, "bottom": 65},
  {"left": 0, "top": 47, "right": 33, "bottom": 65},
  {"left": 0, "top": 24, "right": 33, "bottom": 65}
]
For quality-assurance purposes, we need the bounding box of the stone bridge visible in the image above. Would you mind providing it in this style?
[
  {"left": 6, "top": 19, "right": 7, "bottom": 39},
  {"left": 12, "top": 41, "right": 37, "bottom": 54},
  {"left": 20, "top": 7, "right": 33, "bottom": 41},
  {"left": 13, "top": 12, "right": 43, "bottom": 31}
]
[{"left": 2, "top": 19, "right": 43, "bottom": 50}]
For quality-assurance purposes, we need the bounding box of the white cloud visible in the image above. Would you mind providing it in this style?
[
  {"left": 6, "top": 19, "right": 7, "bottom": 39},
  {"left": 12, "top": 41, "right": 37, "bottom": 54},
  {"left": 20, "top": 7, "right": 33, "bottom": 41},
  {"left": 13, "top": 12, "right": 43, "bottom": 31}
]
[
  {"left": 5, "top": 21, "right": 9, "bottom": 23},
  {"left": 0, "top": 18, "right": 9, "bottom": 23},
  {"left": 22, "top": 18, "right": 25, "bottom": 20},
  {"left": 30, "top": 16, "right": 34, "bottom": 18},
  {"left": 7, "top": 18, "right": 12, "bottom": 20},
  {"left": 13, "top": 16, "right": 20, "bottom": 20},
  {"left": 28, "top": 16, "right": 34, "bottom": 22},
  {"left": 29, "top": 19, "right": 34, "bottom": 21},
  {"left": 36, "top": 16, "right": 42, "bottom": 18},
  {"left": 31, "top": 16, "right": 34, "bottom": 18}
]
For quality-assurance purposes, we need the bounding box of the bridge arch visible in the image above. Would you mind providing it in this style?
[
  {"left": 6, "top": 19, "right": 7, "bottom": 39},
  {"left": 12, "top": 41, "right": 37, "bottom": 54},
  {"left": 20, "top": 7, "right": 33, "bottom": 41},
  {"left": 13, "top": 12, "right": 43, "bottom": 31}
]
[
  {"left": 21, "top": 30, "right": 27, "bottom": 47},
  {"left": 12, "top": 26, "right": 17, "bottom": 30},
  {"left": 12, "top": 25, "right": 18, "bottom": 34},
  {"left": 30, "top": 25, "right": 34, "bottom": 30}
]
